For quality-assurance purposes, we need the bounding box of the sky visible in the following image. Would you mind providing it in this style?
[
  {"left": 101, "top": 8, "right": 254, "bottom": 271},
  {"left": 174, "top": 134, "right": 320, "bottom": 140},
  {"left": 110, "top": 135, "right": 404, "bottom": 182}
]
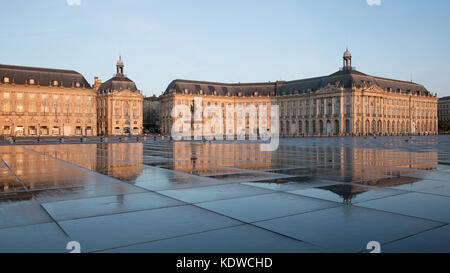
[{"left": 1, "top": 0, "right": 450, "bottom": 97}]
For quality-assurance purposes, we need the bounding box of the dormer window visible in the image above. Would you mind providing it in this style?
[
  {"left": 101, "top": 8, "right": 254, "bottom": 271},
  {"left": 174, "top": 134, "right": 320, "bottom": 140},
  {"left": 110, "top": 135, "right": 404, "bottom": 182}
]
[
  {"left": 29, "top": 78, "right": 35, "bottom": 85},
  {"left": 3, "top": 77, "right": 10, "bottom": 83},
  {"left": 52, "top": 80, "right": 59, "bottom": 86},
  {"left": 75, "top": 82, "right": 81, "bottom": 88}
]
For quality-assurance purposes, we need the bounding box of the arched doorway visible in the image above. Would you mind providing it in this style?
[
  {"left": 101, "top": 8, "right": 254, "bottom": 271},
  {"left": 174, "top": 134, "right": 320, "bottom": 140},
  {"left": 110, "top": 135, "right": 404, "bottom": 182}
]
[{"left": 326, "top": 120, "right": 332, "bottom": 135}]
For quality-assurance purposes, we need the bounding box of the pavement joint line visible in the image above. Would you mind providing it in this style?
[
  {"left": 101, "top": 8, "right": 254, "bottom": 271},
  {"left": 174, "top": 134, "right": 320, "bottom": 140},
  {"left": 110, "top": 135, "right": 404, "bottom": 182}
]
[
  {"left": 351, "top": 202, "right": 449, "bottom": 225},
  {"left": 21, "top": 146, "right": 153, "bottom": 195},
  {"left": 251, "top": 203, "right": 447, "bottom": 227},
  {"left": 372, "top": 223, "right": 450, "bottom": 251},
  {"left": 42, "top": 202, "right": 190, "bottom": 223},
  {"left": 66, "top": 143, "right": 296, "bottom": 176},
  {"left": 91, "top": 223, "right": 253, "bottom": 253},
  {"left": 0, "top": 150, "right": 32, "bottom": 192}
]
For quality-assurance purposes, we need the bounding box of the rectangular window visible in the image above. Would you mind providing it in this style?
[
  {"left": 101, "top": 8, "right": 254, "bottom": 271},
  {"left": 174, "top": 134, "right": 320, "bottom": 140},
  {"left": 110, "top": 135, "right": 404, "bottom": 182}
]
[{"left": 3, "top": 103, "right": 10, "bottom": 112}]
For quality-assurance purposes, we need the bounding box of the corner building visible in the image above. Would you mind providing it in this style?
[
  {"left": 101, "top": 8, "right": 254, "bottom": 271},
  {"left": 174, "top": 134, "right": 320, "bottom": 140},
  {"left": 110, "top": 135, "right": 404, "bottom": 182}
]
[
  {"left": 0, "top": 64, "right": 97, "bottom": 136},
  {"left": 95, "top": 58, "right": 144, "bottom": 136},
  {"left": 0, "top": 57, "right": 143, "bottom": 137},
  {"left": 160, "top": 49, "right": 438, "bottom": 137}
]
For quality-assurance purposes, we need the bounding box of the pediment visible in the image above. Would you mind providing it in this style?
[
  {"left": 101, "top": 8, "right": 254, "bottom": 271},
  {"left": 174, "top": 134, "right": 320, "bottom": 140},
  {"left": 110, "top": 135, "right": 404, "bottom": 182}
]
[
  {"left": 112, "top": 89, "right": 143, "bottom": 98},
  {"left": 316, "top": 85, "right": 340, "bottom": 94},
  {"left": 363, "top": 84, "right": 384, "bottom": 93}
]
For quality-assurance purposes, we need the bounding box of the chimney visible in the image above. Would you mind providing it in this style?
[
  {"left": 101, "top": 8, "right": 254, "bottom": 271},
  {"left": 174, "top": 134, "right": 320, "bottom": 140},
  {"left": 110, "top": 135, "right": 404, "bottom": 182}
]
[{"left": 93, "top": 77, "right": 102, "bottom": 91}]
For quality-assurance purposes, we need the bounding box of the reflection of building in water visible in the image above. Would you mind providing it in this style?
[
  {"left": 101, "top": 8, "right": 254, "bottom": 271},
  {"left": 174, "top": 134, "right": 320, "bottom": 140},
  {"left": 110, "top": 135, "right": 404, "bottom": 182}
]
[
  {"left": 0, "top": 144, "right": 145, "bottom": 198},
  {"left": 274, "top": 145, "right": 438, "bottom": 180},
  {"left": 95, "top": 143, "right": 144, "bottom": 182},
  {"left": 160, "top": 49, "right": 438, "bottom": 137},
  {"left": 0, "top": 145, "right": 100, "bottom": 195},
  {"left": 171, "top": 142, "right": 438, "bottom": 188},
  {"left": 171, "top": 142, "right": 272, "bottom": 175}
]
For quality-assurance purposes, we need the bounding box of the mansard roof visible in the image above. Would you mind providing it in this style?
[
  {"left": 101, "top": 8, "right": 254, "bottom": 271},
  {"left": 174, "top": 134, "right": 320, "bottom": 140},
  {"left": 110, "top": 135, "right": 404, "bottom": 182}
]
[
  {"left": 97, "top": 75, "right": 138, "bottom": 94},
  {"left": 279, "top": 68, "right": 431, "bottom": 96},
  {"left": 164, "top": 79, "right": 277, "bottom": 97},
  {"left": 97, "top": 57, "right": 139, "bottom": 94},
  {"left": 0, "top": 64, "right": 91, "bottom": 88},
  {"left": 164, "top": 68, "right": 433, "bottom": 97}
]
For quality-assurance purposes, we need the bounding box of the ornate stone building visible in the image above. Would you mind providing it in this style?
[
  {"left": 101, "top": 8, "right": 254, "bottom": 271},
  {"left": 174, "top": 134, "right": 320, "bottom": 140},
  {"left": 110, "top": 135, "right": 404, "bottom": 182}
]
[
  {"left": 438, "top": 96, "right": 450, "bottom": 123},
  {"left": 160, "top": 49, "right": 438, "bottom": 137},
  {"left": 0, "top": 57, "right": 143, "bottom": 137},
  {"left": 95, "top": 57, "right": 144, "bottom": 136},
  {"left": 160, "top": 81, "right": 273, "bottom": 137},
  {"left": 143, "top": 95, "right": 161, "bottom": 133},
  {"left": 0, "top": 64, "right": 97, "bottom": 137}
]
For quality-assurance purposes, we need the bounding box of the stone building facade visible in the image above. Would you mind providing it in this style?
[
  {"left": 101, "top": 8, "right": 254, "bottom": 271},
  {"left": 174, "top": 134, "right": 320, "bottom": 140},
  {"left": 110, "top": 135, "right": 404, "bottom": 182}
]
[
  {"left": 438, "top": 96, "right": 450, "bottom": 123},
  {"left": 95, "top": 58, "right": 144, "bottom": 136},
  {"left": 0, "top": 64, "right": 97, "bottom": 137},
  {"left": 160, "top": 81, "right": 273, "bottom": 137},
  {"left": 160, "top": 49, "right": 438, "bottom": 137},
  {"left": 0, "top": 57, "right": 143, "bottom": 137},
  {"left": 143, "top": 95, "right": 161, "bottom": 133}
]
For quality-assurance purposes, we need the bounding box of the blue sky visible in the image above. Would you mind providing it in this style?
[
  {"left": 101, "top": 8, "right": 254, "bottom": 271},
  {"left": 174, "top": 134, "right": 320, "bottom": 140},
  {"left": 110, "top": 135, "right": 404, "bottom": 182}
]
[{"left": 1, "top": 0, "right": 450, "bottom": 97}]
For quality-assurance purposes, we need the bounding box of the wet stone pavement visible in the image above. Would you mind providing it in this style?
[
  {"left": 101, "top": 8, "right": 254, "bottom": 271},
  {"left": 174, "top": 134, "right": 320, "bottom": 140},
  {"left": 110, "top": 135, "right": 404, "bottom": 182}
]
[{"left": 1, "top": 136, "right": 450, "bottom": 253}]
